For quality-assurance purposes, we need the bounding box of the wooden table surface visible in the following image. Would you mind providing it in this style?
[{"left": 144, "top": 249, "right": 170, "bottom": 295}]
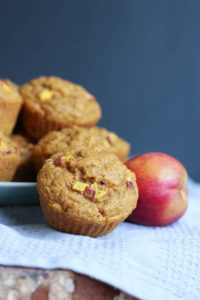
[{"left": 0, "top": 266, "right": 137, "bottom": 300}]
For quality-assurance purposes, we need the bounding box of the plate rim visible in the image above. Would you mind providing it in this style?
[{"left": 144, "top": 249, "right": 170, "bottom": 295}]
[{"left": 0, "top": 182, "right": 36, "bottom": 187}]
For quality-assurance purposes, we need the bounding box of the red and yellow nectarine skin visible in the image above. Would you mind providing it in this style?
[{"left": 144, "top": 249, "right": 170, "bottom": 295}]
[{"left": 126, "top": 152, "right": 188, "bottom": 226}]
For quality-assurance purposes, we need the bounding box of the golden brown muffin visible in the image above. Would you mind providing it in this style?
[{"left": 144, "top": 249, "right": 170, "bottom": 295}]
[
  {"left": 37, "top": 147, "right": 138, "bottom": 237},
  {"left": 32, "top": 127, "right": 130, "bottom": 172},
  {"left": 0, "top": 133, "right": 20, "bottom": 181},
  {"left": 0, "top": 79, "right": 23, "bottom": 136},
  {"left": 11, "top": 134, "right": 36, "bottom": 182},
  {"left": 20, "top": 76, "right": 102, "bottom": 140}
]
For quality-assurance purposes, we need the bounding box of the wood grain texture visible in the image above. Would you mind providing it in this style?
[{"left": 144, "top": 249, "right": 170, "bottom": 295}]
[{"left": 0, "top": 266, "right": 137, "bottom": 300}]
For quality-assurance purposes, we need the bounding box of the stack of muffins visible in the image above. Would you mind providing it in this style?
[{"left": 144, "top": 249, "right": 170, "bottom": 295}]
[
  {"left": 0, "top": 76, "right": 138, "bottom": 236},
  {"left": 0, "top": 79, "right": 34, "bottom": 182}
]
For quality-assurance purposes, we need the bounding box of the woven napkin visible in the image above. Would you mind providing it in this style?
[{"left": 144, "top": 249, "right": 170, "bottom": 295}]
[{"left": 0, "top": 179, "right": 199, "bottom": 300}]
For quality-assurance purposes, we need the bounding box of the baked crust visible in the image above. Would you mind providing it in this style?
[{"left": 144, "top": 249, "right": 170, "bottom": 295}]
[
  {"left": 20, "top": 76, "right": 102, "bottom": 140},
  {"left": 11, "top": 134, "right": 36, "bottom": 182},
  {"left": 37, "top": 147, "right": 138, "bottom": 236},
  {"left": 0, "top": 133, "right": 20, "bottom": 181},
  {"left": 0, "top": 79, "right": 23, "bottom": 135},
  {"left": 32, "top": 126, "right": 130, "bottom": 171}
]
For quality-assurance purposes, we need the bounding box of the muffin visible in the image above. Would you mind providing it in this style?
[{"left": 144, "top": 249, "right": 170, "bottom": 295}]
[
  {"left": 11, "top": 134, "right": 36, "bottom": 182},
  {"left": 20, "top": 76, "right": 102, "bottom": 140},
  {"left": 0, "top": 133, "right": 20, "bottom": 181},
  {"left": 32, "top": 127, "right": 130, "bottom": 172},
  {"left": 0, "top": 79, "right": 23, "bottom": 136},
  {"left": 37, "top": 147, "right": 138, "bottom": 236}
]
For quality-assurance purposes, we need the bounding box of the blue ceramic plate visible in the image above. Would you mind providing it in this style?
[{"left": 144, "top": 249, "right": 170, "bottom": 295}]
[{"left": 0, "top": 182, "right": 39, "bottom": 206}]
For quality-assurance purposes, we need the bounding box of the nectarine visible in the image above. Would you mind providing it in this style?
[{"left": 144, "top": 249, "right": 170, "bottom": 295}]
[{"left": 126, "top": 152, "right": 188, "bottom": 226}]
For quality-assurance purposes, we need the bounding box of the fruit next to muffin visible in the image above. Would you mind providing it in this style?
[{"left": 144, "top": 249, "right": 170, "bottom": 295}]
[{"left": 126, "top": 152, "right": 188, "bottom": 226}]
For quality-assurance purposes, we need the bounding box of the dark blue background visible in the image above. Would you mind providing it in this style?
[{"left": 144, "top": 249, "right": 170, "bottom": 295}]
[{"left": 0, "top": 0, "right": 199, "bottom": 179}]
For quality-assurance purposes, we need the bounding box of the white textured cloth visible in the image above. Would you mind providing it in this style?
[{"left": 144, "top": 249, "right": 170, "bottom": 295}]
[{"left": 0, "top": 179, "right": 200, "bottom": 300}]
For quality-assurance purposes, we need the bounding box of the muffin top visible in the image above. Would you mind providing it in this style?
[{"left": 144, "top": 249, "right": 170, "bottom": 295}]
[
  {"left": 11, "top": 134, "right": 33, "bottom": 164},
  {"left": 37, "top": 147, "right": 138, "bottom": 224},
  {"left": 0, "top": 79, "right": 22, "bottom": 104},
  {"left": 0, "top": 132, "right": 19, "bottom": 158},
  {"left": 32, "top": 126, "right": 130, "bottom": 171},
  {"left": 20, "top": 76, "right": 101, "bottom": 126}
]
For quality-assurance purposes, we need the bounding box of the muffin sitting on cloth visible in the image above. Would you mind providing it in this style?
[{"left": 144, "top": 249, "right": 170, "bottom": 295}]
[
  {"left": 37, "top": 147, "right": 138, "bottom": 237},
  {"left": 32, "top": 126, "right": 130, "bottom": 171},
  {"left": 0, "top": 133, "right": 20, "bottom": 181},
  {"left": 20, "top": 76, "right": 102, "bottom": 140},
  {"left": 0, "top": 79, "right": 23, "bottom": 136}
]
